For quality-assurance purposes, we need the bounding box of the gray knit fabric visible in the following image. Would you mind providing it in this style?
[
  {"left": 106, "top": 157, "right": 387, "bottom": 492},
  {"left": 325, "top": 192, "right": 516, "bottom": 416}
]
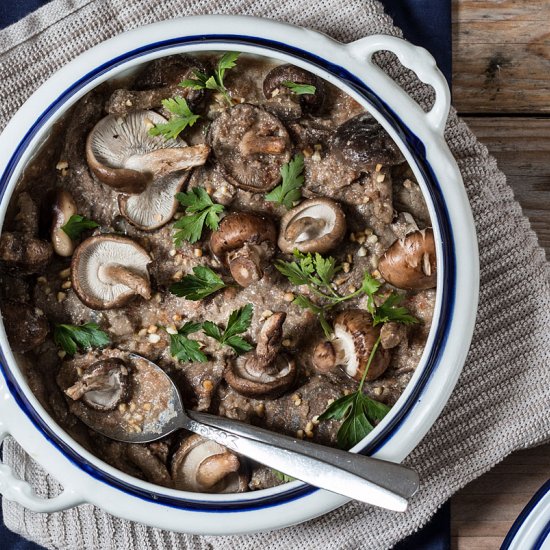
[{"left": 1, "top": 1, "right": 549, "bottom": 549}]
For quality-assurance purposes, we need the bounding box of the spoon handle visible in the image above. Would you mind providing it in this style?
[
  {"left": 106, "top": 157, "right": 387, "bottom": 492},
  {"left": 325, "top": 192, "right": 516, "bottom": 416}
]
[{"left": 186, "top": 410, "right": 418, "bottom": 511}]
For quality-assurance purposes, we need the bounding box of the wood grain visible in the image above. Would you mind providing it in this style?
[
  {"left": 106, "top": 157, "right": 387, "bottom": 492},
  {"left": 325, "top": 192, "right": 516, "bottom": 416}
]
[{"left": 452, "top": 0, "right": 550, "bottom": 113}]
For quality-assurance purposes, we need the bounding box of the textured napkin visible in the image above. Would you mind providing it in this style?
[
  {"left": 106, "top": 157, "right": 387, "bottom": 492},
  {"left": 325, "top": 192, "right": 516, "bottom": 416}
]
[{"left": 1, "top": 1, "right": 549, "bottom": 549}]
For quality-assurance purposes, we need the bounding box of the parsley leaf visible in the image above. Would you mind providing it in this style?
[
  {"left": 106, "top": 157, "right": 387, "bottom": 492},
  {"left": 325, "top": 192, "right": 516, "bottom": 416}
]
[
  {"left": 148, "top": 97, "right": 200, "bottom": 140},
  {"left": 282, "top": 81, "right": 317, "bottom": 95},
  {"left": 170, "top": 266, "right": 227, "bottom": 300},
  {"left": 202, "top": 304, "right": 253, "bottom": 354},
  {"left": 265, "top": 154, "right": 305, "bottom": 209},
  {"left": 53, "top": 322, "right": 110, "bottom": 356},
  {"left": 373, "top": 293, "right": 419, "bottom": 326},
  {"left": 169, "top": 322, "right": 207, "bottom": 363},
  {"left": 60, "top": 214, "right": 99, "bottom": 241},
  {"left": 180, "top": 52, "right": 240, "bottom": 106},
  {"left": 272, "top": 469, "right": 296, "bottom": 483},
  {"left": 173, "top": 188, "right": 224, "bottom": 245}
]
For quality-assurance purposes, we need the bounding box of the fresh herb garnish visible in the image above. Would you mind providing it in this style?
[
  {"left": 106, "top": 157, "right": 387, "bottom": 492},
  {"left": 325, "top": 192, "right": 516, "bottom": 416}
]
[
  {"left": 148, "top": 97, "right": 200, "bottom": 140},
  {"left": 169, "top": 322, "right": 207, "bottom": 363},
  {"left": 180, "top": 52, "right": 240, "bottom": 106},
  {"left": 170, "top": 266, "right": 227, "bottom": 300},
  {"left": 282, "top": 81, "right": 316, "bottom": 95},
  {"left": 265, "top": 154, "right": 305, "bottom": 209},
  {"left": 202, "top": 304, "right": 254, "bottom": 354},
  {"left": 60, "top": 214, "right": 99, "bottom": 241},
  {"left": 173, "top": 187, "right": 225, "bottom": 245},
  {"left": 272, "top": 469, "right": 296, "bottom": 483},
  {"left": 53, "top": 322, "right": 110, "bottom": 356}
]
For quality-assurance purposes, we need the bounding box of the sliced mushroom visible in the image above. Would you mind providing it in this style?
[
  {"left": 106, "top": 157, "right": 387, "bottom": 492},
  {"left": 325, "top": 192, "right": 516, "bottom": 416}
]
[
  {"left": 263, "top": 64, "right": 325, "bottom": 115},
  {"left": 65, "top": 358, "right": 131, "bottom": 411},
  {"left": 171, "top": 434, "right": 248, "bottom": 493},
  {"left": 327, "top": 309, "right": 391, "bottom": 382},
  {"left": 208, "top": 104, "right": 291, "bottom": 192},
  {"left": 210, "top": 211, "right": 277, "bottom": 287},
  {"left": 378, "top": 228, "right": 436, "bottom": 290},
  {"left": 51, "top": 190, "right": 78, "bottom": 256},
  {"left": 224, "top": 312, "right": 297, "bottom": 397},
  {"left": 106, "top": 55, "right": 208, "bottom": 116},
  {"left": 118, "top": 144, "right": 210, "bottom": 231},
  {"left": 332, "top": 113, "right": 404, "bottom": 171},
  {"left": 71, "top": 235, "right": 152, "bottom": 310},
  {"left": 0, "top": 232, "right": 53, "bottom": 275},
  {"left": 86, "top": 110, "right": 204, "bottom": 193},
  {"left": 1, "top": 300, "right": 48, "bottom": 353},
  {"left": 278, "top": 198, "right": 346, "bottom": 254}
]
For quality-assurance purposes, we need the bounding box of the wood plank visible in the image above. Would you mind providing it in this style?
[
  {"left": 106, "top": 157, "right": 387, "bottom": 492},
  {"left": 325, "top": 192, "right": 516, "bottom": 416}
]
[
  {"left": 463, "top": 117, "right": 550, "bottom": 256},
  {"left": 452, "top": 0, "right": 550, "bottom": 113}
]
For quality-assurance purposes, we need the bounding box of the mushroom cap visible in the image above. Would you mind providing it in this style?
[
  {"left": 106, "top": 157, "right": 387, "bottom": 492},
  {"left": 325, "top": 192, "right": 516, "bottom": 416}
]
[
  {"left": 2, "top": 300, "right": 49, "bottom": 353},
  {"left": 51, "top": 189, "right": 78, "bottom": 257},
  {"left": 225, "top": 354, "right": 297, "bottom": 398},
  {"left": 210, "top": 211, "right": 277, "bottom": 264},
  {"left": 71, "top": 234, "right": 152, "bottom": 310},
  {"left": 86, "top": 110, "right": 187, "bottom": 193},
  {"left": 263, "top": 64, "right": 325, "bottom": 115},
  {"left": 65, "top": 358, "right": 131, "bottom": 411},
  {"left": 171, "top": 434, "right": 248, "bottom": 493},
  {"left": 118, "top": 144, "right": 210, "bottom": 231},
  {"left": 378, "top": 228, "right": 436, "bottom": 290},
  {"left": 278, "top": 198, "right": 346, "bottom": 254},
  {"left": 331, "top": 113, "right": 404, "bottom": 171},
  {"left": 333, "top": 309, "right": 391, "bottom": 382},
  {"left": 208, "top": 104, "right": 291, "bottom": 192},
  {"left": 0, "top": 232, "right": 53, "bottom": 275},
  {"left": 312, "top": 340, "right": 337, "bottom": 374}
]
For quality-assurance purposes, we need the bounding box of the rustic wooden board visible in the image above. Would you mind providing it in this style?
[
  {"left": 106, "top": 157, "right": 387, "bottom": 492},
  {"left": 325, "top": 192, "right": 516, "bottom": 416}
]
[{"left": 452, "top": 0, "right": 550, "bottom": 113}]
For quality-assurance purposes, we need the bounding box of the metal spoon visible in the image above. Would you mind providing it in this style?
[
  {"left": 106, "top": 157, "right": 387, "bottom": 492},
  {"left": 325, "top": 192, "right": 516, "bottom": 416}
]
[{"left": 84, "top": 353, "right": 419, "bottom": 511}]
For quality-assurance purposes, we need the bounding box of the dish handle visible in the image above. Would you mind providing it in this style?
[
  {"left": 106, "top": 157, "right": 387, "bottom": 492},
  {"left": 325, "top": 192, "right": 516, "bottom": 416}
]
[
  {"left": 346, "top": 35, "right": 451, "bottom": 136},
  {"left": 0, "top": 429, "right": 83, "bottom": 512}
]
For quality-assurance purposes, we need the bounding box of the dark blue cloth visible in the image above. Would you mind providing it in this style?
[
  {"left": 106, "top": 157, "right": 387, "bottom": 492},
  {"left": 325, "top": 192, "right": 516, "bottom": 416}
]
[{"left": 0, "top": 1, "right": 451, "bottom": 549}]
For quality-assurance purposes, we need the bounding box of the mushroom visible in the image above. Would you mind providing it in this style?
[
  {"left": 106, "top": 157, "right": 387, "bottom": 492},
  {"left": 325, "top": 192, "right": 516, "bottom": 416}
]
[
  {"left": 312, "top": 340, "right": 337, "bottom": 374},
  {"left": 312, "top": 310, "right": 391, "bottom": 382},
  {"left": 117, "top": 144, "right": 210, "bottom": 231},
  {"left": 331, "top": 113, "right": 404, "bottom": 171},
  {"left": 263, "top": 64, "right": 325, "bottom": 115},
  {"left": 209, "top": 211, "right": 277, "bottom": 287},
  {"left": 278, "top": 198, "right": 346, "bottom": 254},
  {"left": 65, "top": 358, "right": 131, "bottom": 411},
  {"left": 51, "top": 190, "right": 78, "bottom": 256},
  {"left": 71, "top": 235, "right": 152, "bottom": 310},
  {"left": 86, "top": 110, "right": 209, "bottom": 193},
  {"left": 208, "top": 104, "right": 291, "bottom": 192},
  {"left": 224, "top": 312, "right": 297, "bottom": 397},
  {"left": 0, "top": 232, "right": 52, "bottom": 275},
  {"left": 1, "top": 300, "right": 48, "bottom": 353},
  {"left": 378, "top": 228, "right": 436, "bottom": 290},
  {"left": 106, "top": 55, "right": 208, "bottom": 116},
  {"left": 171, "top": 434, "right": 248, "bottom": 493}
]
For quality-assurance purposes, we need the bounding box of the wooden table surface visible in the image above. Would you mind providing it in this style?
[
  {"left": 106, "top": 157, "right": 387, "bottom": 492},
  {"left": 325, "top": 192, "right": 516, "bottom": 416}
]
[{"left": 451, "top": 1, "right": 549, "bottom": 548}]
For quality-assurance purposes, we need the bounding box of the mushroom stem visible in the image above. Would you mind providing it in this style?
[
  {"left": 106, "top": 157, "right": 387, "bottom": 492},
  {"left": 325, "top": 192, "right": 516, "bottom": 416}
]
[
  {"left": 238, "top": 131, "right": 287, "bottom": 156},
  {"left": 196, "top": 452, "right": 241, "bottom": 489},
  {"left": 124, "top": 144, "right": 210, "bottom": 178},
  {"left": 245, "top": 312, "right": 286, "bottom": 376},
  {"left": 285, "top": 216, "right": 326, "bottom": 243},
  {"left": 99, "top": 263, "right": 152, "bottom": 299},
  {"left": 227, "top": 244, "right": 263, "bottom": 287}
]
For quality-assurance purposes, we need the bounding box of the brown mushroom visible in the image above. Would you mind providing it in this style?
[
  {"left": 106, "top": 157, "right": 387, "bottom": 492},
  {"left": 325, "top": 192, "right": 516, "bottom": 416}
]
[
  {"left": 278, "top": 198, "right": 346, "bottom": 254},
  {"left": 86, "top": 110, "right": 208, "bottom": 194},
  {"left": 1, "top": 300, "right": 48, "bottom": 353},
  {"left": 0, "top": 232, "right": 52, "bottom": 275},
  {"left": 171, "top": 434, "right": 248, "bottom": 493},
  {"left": 65, "top": 358, "right": 131, "bottom": 411},
  {"left": 71, "top": 235, "right": 152, "bottom": 310},
  {"left": 51, "top": 190, "right": 78, "bottom": 257},
  {"left": 331, "top": 113, "right": 404, "bottom": 171},
  {"left": 312, "top": 340, "right": 337, "bottom": 374},
  {"left": 378, "top": 228, "right": 436, "bottom": 290},
  {"left": 208, "top": 104, "right": 291, "bottom": 192},
  {"left": 224, "top": 312, "right": 297, "bottom": 397},
  {"left": 263, "top": 64, "right": 326, "bottom": 115},
  {"left": 210, "top": 212, "right": 277, "bottom": 287},
  {"left": 322, "top": 309, "right": 391, "bottom": 382}
]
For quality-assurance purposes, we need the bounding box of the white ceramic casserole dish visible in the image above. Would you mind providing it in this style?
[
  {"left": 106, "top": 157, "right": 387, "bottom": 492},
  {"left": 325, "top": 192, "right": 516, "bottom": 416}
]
[{"left": 0, "top": 15, "right": 478, "bottom": 535}]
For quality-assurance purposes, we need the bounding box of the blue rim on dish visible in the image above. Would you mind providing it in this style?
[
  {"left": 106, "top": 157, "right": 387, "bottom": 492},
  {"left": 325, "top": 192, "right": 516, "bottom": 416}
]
[
  {"left": 501, "top": 480, "right": 550, "bottom": 550},
  {"left": 0, "top": 35, "right": 456, "bottom": 512}
]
